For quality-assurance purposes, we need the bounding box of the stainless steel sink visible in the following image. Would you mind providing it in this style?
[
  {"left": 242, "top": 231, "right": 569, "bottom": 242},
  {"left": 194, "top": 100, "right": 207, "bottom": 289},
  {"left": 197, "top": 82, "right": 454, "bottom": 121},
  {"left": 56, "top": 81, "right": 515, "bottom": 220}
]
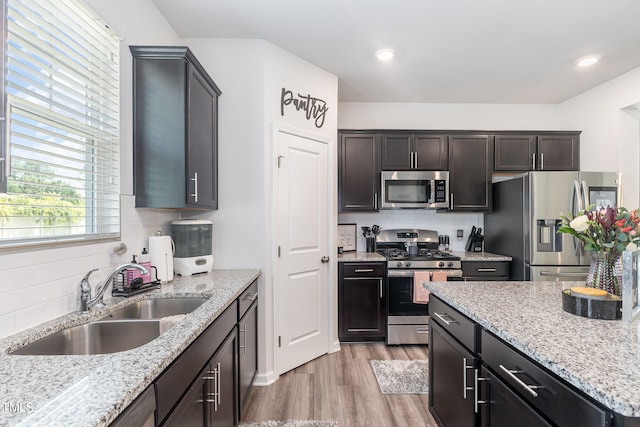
[
  {"left": 102, "top": 297, "right": 208, "bottom": 320},
  {"left": 9, "top": 320, "right": 160, "bottom": 355}
]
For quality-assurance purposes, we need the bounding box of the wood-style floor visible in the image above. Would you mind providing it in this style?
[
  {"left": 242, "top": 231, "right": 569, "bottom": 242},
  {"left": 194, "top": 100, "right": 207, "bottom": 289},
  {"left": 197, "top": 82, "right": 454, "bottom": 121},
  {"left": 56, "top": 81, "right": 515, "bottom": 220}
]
[{"left": 241, "top": 343, "right": 439, "bottom": 427}]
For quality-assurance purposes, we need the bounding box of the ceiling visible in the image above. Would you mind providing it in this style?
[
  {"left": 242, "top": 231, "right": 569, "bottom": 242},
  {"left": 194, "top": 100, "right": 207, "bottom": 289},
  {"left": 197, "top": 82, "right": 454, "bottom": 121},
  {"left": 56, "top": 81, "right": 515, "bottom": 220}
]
[{"left": 151, "top": 0, "right": 640, "bottom": 104}]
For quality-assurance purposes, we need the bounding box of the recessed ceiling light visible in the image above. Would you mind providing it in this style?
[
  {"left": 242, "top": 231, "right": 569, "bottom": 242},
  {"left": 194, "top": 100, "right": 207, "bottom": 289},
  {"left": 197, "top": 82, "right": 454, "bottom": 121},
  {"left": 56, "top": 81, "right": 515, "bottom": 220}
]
[
  {"left": 375, "top": 48, "right": 395, "bottom": 62},
  {"left": 576, "top": 55, "right": 601, "bottom": 68}
]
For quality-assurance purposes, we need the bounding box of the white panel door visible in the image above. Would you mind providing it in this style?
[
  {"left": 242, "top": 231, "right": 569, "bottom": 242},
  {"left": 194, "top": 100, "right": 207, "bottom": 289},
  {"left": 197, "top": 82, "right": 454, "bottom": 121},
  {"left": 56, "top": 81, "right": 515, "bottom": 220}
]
[{"left": 276, "top": 128, "right": 329, "bottom": 375}]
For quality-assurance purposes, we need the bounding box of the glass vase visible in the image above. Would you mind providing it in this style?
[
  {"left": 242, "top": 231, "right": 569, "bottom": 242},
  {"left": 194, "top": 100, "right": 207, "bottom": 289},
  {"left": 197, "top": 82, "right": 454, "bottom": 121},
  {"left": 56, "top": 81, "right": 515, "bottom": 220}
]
[{"left": 586, "top": 251, "right": 623, "bottom": 297}]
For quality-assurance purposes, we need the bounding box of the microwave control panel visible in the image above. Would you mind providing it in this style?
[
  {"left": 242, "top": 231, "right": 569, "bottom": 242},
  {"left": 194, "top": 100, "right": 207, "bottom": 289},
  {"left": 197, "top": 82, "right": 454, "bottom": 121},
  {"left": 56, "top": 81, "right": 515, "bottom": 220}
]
[{"left": 434, "top": 180, "right": 447, "bottom": 202}]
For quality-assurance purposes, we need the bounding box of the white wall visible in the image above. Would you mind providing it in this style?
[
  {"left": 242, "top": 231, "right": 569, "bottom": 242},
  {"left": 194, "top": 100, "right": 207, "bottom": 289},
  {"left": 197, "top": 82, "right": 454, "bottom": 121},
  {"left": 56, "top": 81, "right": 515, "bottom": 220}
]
[
  {"left": 182, "top": 39, "right": 338, "bottom": 383},
  {"left": 0, "top": 0, "right": 182, "bottom": 339},
  {"left": 555, "top": 67, "right": 640, "bottom": 207}
]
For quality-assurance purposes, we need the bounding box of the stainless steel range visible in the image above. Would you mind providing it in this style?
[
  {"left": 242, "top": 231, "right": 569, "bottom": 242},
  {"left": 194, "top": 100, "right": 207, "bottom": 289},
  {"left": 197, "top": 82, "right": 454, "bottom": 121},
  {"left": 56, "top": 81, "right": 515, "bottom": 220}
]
[{"left": 376, "top": 229, "right": 462, "bottom": 345}]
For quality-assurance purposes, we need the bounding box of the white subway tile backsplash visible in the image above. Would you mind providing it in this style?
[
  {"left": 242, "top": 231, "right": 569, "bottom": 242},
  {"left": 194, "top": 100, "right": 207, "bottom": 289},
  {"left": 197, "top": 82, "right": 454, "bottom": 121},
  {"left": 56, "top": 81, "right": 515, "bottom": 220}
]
[{"left": 0, "top": 312, "right": 15, "bottom": 338}]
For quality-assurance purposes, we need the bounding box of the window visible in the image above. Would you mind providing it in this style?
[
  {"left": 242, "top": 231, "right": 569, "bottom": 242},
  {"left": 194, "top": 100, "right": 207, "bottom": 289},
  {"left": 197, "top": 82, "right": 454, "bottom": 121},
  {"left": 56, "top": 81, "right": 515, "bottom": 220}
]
[{"left": 0, "top": 0, "right": 120, "bottom": 247}]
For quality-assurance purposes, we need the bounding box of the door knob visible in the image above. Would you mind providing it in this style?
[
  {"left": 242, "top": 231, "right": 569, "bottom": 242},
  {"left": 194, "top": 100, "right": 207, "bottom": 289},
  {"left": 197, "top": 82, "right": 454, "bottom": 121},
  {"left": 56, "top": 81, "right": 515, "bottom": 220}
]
[{"left": 321, "top": 256, "right": 329, "bottom": 263}]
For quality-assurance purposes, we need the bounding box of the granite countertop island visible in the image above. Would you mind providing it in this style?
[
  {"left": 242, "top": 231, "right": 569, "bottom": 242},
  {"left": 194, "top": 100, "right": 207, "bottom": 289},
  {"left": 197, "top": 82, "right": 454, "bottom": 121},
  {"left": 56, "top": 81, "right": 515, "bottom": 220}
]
[
  {"left": 0, "top": 269, "right": 260, "bottom": 427},
  {"left": 423, "top": 280, "right": 640, "bottom": 418}
]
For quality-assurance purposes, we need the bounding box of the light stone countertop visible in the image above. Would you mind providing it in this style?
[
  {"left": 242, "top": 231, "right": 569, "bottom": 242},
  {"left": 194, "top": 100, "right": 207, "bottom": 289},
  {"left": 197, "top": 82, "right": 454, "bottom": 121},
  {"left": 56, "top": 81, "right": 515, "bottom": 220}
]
[
  {"left": 337, "top": 251, "right": 510, "bottom": 263},
  {"left": 0, "top": 269, "right": 261, "bottom": 427},
  {"left": 454, "top": 251, "right": 512, "bottom": 261},
  {"left": 423, "top": 280, "right": 640, "bottom": 418},
  {"left": 337, "top": 251, "right": 386, "bottom": 262}
]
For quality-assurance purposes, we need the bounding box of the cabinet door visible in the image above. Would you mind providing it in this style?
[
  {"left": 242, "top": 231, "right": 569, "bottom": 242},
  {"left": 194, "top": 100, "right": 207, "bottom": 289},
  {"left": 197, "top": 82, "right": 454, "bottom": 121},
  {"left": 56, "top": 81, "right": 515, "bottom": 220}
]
[
  {"left": 381, "top": 133, "right": 412, "bottom": 170},
  {"left": 338, "top": 133, "right": 381, "bottom": 211},
  {"left": 413, "top": 134, "right": 448, "bottom": 170},
  {"left": 187, "top": 65, "right": 219, "bottom": 209},
  {"left": 132, "top": 54, "right": 187, "bottom": 208},
  {"left": 429, "top": 321, "right": 477, "bottom": 427},
  {"left": 163, "top": 368, "right": 207, "bottom": 427},
  {"left": 449, "top": 134, "right": 492, "bottom": 211},
  {"left": 338, "top": 267, "right": 385, "bottom": 341},
  {"left": 494, "top": 135, "right": 536, "bottom": 171},
  {"left": 537, "top": 134, "right": 579, "bottom": 171},
  {"left": 208, "top": 330, "right": 238, "bottom": 427},
  {"left": 479, "top": 366, "right": 551, "bottom": 427},
  {"left": 238, "top": 302, "right": 257, "bottom": 417}
]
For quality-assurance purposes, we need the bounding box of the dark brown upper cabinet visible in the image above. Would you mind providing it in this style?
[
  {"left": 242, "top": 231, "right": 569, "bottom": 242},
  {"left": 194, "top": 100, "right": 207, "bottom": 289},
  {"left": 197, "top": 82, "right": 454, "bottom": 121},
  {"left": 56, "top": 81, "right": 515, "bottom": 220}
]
[
  {"left": 449, "top": 134, "right": 492, "bottom": 212},
  {"left": 131, "top": 46, "right": 221, "bottom": 209},
  {"left": 338, "top": 132, "right": 381, "bottom": 212},
  {"left": 381, "top": 132, "right": 448, "bottom": 170},
  {"left": 494, "top": 132, "right": 580, "bottom": 172}
]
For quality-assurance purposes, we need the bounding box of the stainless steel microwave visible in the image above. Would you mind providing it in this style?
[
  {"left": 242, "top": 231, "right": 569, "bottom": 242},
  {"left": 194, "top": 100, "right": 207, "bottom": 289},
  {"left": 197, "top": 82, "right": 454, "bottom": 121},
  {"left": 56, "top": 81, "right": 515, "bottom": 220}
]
[{"left": 380, "top": 171, "right": 449, "bottom": 209}]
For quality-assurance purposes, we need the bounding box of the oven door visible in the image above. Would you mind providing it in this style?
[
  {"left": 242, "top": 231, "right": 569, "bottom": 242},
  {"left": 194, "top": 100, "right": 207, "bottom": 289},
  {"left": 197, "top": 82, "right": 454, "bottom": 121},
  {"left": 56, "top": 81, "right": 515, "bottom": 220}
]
[{"left": 387, "top": 270, "right": 429, "bottom": 316}]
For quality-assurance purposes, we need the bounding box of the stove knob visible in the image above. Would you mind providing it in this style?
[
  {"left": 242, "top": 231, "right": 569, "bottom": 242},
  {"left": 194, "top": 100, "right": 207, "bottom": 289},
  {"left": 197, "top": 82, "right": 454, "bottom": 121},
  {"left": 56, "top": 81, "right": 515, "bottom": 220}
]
[
  {"left": 447, "top": 261, "right": 454, "bottom": 267},
  {"left": 397, "top": 261, "right": 403, "bottom": 268},
  {"left": 438, "top": 261, "right": 445, "bottom": 268},
  {"left": 406, "top": 262, "right": 411, "bottom": 268}
]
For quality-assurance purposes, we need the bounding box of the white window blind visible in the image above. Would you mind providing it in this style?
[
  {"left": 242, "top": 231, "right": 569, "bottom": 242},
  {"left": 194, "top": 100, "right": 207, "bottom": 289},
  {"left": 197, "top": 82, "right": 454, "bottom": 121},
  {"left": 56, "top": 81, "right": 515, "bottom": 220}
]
[{"left": 0, "top": 0, "right": 120, "bottom": 247}]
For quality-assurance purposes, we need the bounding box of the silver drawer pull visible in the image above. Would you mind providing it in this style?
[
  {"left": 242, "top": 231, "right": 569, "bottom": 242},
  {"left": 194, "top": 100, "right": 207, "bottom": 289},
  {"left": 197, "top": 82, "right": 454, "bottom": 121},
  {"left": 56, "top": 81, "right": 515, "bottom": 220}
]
[
  {"left": 475, "top": 369, "right": 488, "bottom": 413},
  {"left": 244, "top": 292, "right": 258, "bottom": 302},
  {"left": 416, "top": 328, "right": 428, "bottom": 334},
  {"left": 463, "top": 357, "right": 474, "bottom": 399},
  {"left": 354, "top": 269, "right": 374, "bottom": 273},
  {"left": 499, "top": 364, "right": 541, "bottom": 397},
  {"left": 433, "top": 311, "right": 458, "bottom": 325},
  {"left": 477, "top": 268, "right": 496, "bottom": 272}
]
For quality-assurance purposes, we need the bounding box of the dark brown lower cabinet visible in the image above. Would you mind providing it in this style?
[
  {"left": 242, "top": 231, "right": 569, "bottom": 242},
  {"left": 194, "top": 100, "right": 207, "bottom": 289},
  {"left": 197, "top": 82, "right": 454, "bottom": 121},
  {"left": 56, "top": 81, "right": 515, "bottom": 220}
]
[
  {"left": 338, "top": 262, "right": 385, "bottom": 341},
  {"left": 164, "top": 330, "right": 237, "bottom": 427},
  {"left": 238, "top": 299, "right": 258, "bottom": 418},
  {"left": 429, "top": 320, "right": 477, "bottom": 427},
  {"left": 479, "top": 366, "right": 551, "bottom": 427}
]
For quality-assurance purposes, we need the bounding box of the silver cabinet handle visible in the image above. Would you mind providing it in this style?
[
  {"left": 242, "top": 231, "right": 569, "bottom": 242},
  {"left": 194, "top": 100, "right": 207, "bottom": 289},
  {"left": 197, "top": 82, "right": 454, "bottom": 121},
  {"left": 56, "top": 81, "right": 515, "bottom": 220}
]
[
  {"left": 216, "top": 362, "right": 221, "bottom": 408},
  {"left": 463, "top": 357, "right": 474, "bottom": 399},
  {"left": 379, "top": 278, "right": 383, "bottom": 299},
  {"left": 374, "top": 192, "right": 378, "bottom": 210},
  {"left": 244, "top": 292, "right": 258, "bottom": 302},
  {"left": 450, "top": 192, "right": 454, "bottom": 210},
  {"left": 416, "top": 327, "right": 428, "bottom": 334},
  {"left": 477, "top": 268, "right": 496, "bottom": 272},
  {"left": 433, "top": 311, "right": 457, "bottom": 325},
  {"left": 499, "top": 364, "right": 542, "bottom": 397},
  {"left": 414, "top": 152, "right": 418, "bottom": 169},
  {"left": 354, "top": 269, "right": 374, "bottom": 273},
  {"left": 532, "top": 152, "right": 536, "bottom": 170},
  {"left": 239, "top": 324, "right": 246, "bottom": 354},
  {"left": 540, "top": 152, "right": 544, "bottom": 170},
  {"left": 474, "top": 368, "right": 487, "bottom": 413},
  {"left": 191, "top": 172, "right": 199, "bottom": 202}
]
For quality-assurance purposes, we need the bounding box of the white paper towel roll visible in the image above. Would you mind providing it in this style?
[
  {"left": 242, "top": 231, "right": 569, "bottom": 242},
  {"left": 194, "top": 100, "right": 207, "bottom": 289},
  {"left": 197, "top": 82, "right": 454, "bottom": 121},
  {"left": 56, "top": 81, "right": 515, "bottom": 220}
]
[{"left": 149, "top": 235, "right": 174, "bottom": 282}]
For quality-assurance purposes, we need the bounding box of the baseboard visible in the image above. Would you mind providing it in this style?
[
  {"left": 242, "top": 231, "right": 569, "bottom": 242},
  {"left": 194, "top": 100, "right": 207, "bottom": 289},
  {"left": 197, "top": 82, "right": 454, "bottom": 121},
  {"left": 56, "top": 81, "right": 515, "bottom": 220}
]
[{"left": 253, "top": 369, "right": 278, "bottom": 386}]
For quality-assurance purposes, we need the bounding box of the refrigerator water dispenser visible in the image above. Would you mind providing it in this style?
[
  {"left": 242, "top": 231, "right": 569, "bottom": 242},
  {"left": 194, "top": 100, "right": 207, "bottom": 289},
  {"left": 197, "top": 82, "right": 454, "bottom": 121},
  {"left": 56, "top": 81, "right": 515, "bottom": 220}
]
[{"left": 537, "top": 219, "right": 563, "bottom": 252}]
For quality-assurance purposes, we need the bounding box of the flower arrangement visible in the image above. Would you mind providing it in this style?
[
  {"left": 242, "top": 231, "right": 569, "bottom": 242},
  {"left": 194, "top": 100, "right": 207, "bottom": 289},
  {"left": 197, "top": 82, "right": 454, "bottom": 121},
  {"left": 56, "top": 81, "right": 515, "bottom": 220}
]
[{"left": 557, "top": 205, "right": 640, "bottom": 253}]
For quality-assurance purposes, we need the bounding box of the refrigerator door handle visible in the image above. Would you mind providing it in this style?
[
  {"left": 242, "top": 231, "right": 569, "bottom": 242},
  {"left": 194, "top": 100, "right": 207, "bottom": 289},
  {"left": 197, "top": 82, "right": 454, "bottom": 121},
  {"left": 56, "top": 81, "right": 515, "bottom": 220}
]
[{"left": 571, "top": 180, "right": 582, "bottom": 256}]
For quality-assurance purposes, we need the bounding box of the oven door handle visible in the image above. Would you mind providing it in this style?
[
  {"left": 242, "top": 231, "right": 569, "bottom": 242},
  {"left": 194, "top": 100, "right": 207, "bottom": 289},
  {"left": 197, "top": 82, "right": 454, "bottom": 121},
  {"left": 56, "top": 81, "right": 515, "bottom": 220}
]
[{"left": 388, "top": 270, "right": 417, "bottom": 277}]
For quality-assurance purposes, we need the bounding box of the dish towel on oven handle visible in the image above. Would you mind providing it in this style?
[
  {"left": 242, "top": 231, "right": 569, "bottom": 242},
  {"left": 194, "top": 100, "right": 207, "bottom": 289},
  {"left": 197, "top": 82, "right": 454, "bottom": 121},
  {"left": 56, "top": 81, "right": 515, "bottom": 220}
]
[
  {"left": 431, "top": 270, "right": 449, "bottom": 282},
  {"left": 413, "top": 271, "right": 431, "bottom": 304}
]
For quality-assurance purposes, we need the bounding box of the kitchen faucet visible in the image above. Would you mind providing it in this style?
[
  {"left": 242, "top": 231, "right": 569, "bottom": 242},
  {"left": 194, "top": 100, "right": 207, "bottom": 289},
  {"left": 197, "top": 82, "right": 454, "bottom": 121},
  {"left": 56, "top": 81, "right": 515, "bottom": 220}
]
[{"left": 78, "top": 263, "right": 149, "bottom": 313}]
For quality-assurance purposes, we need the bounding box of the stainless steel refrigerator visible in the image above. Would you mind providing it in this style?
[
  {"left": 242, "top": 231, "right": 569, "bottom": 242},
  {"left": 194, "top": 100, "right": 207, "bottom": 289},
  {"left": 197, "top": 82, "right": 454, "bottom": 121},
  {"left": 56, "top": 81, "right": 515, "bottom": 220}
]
[{"left": 484, "top": 171, "right": 622, "bottom": 281}]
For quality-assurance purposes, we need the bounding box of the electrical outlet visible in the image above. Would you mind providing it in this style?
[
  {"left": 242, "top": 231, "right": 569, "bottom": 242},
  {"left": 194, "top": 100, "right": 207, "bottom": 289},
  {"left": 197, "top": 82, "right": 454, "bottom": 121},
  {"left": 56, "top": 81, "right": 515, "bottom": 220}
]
[{"left": 457, "top": 229, "right": 464, "bottom": 239}]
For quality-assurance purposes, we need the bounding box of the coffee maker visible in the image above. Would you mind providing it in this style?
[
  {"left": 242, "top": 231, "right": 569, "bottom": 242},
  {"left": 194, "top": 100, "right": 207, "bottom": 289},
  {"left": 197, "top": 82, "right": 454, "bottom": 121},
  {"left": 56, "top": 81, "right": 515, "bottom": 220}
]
[{"left": 171, "top": 219, "right": 214, "bottom": 276}]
